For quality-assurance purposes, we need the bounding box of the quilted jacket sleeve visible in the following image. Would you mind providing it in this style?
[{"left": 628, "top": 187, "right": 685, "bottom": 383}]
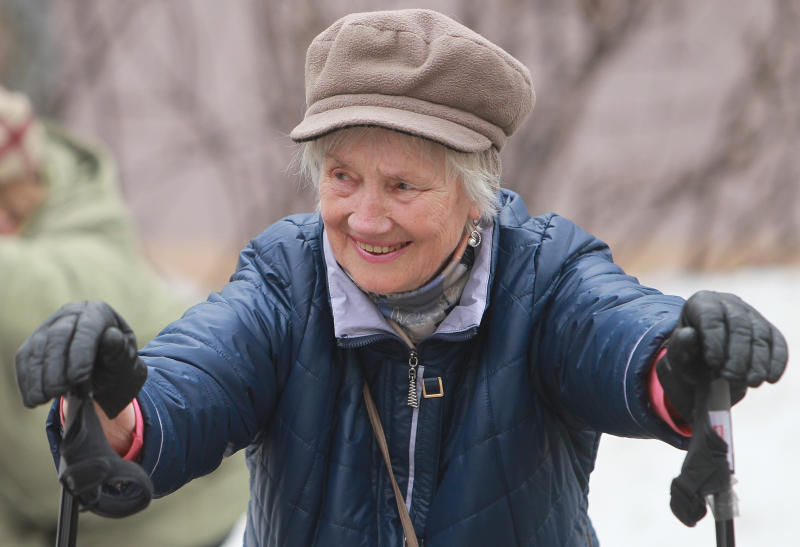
[
  {"left": 135, "top": 219, "right": 319, "bottom": 496},
  {"left": 529, "top": 214, "right": 689, "bottom": 448}
]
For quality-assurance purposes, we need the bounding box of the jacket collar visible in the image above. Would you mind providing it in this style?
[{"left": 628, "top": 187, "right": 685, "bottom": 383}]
[{"left": 323, "top": 221, "right": 495, "bottom": 343}]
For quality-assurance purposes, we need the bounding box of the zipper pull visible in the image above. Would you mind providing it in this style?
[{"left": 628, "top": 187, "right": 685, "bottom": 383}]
[{"left": 407, "top": 350, "right": 419, "bottom": 408}]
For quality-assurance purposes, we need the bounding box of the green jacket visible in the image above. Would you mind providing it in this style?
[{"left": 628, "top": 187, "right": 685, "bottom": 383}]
[{"left": 0, "top": 124, "right": 248, "bottom": 546}]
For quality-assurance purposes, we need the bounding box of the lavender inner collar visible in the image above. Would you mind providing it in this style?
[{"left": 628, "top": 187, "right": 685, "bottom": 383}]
[{"left": 323, "top": 220, "right": 493, "bottom": 343}]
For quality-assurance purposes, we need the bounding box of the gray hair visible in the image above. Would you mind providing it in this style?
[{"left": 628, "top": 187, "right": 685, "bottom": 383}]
[{"left": 297, "top": 127, "right": 501, "bottom": 221}]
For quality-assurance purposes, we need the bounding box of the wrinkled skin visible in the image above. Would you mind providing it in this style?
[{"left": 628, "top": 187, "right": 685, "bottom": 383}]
[{"left": 319, "top": 129, "right": 480, "bottom": 294}]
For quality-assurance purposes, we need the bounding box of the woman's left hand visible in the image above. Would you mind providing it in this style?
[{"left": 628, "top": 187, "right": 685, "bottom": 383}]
[{"left": 656, "top": 290, "right": 788, "bottom": 421}]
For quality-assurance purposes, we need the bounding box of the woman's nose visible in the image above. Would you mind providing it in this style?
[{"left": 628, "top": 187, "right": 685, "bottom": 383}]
[{"left": 348, "top": 186, "right": 392, "bottom": 234}]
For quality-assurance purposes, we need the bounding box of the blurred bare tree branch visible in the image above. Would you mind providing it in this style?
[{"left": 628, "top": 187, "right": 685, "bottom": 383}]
[
  {"left": 0, "top": 0, "right": 54, "bottom": 111},
  {"left": 502, "top": 0, "right": 655, "bottom": 200},
  {"left": 1, "top": 0, "right": 797, "bottom": 288},
  {"left": 622, "top": 0, "right": 800, "bottom": 269}
]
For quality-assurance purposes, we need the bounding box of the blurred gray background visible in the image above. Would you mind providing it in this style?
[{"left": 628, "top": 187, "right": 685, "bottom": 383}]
[{"left": 3, "top": 0, "right": 798, "bottom": 290}]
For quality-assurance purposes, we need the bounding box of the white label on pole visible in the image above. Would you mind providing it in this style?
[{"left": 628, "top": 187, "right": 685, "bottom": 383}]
[{"left": 708, "top": 410, "right": 734, "bottom": 472}]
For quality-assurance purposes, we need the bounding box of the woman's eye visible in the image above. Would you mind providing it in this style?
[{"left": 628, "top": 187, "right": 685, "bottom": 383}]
[
  {"left": 333, "top": 171, "right": 349, "bottom": 181},
  {"left": 396, "top": 182, "right": 414, "bottom": 191}
]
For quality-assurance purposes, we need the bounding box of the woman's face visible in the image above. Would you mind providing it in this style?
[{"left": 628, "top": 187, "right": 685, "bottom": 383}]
[{"left": 319, "top": 129, "right": 480, "bottom": 294}]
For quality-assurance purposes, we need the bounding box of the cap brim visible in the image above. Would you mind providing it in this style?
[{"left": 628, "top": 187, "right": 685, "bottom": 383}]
[{"left": 290, "top": 105, "right": 491, "bottom": 153}]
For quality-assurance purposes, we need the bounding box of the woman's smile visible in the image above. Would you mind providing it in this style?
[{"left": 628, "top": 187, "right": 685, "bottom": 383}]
[{"left": 350, "top": 237, "right": 412, "bottom": 264}]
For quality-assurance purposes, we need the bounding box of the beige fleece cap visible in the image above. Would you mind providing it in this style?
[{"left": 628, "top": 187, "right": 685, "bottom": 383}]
[
  {"left": 0, "top": 86, "right": 45, "bottom": 184},
  {"left": 290, "top": 9, "right": 535, "bottom": 152}
]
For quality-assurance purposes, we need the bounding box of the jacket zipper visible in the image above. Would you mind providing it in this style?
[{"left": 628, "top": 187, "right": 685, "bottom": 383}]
[
  {"left": 405, "top": 351, "right": 423, "bottom": 511},
  {"left": 407, "top": 350, "right": 420, "bottom": 408},
  {"left": 387, "top": 322, "right": 421, "bottom": 509},
  {"left": 339, "top": 330, "right": 472, "bottom": 525}
]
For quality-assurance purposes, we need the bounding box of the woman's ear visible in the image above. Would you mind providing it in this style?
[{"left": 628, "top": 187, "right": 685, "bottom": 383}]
[{"left": 469, "top": 202, "right": 482, "bottom": 223}]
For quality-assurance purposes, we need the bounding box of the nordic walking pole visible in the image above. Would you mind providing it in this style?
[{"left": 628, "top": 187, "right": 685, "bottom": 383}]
[
  {"left": 667, "top": 327, "right": 737, "bottom": 545},
  {"left": 55, "top": 388, "right": 87, "bottom": 547},
  {"left": 55, "top": 480, "right": 79, "bottom": 547},
  {"left": 707, "top": 378, "right": 736, "bottom": 547},
  {"left": 54, "top": 384, "right": 153, "bottom": 547}
]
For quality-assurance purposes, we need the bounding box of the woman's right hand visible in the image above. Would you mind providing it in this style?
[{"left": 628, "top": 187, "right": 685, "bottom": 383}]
[
  {"left": 15, "top": 300, "right": 147, "bottom": 419},
  {"left": 62, "top": 398, "right": 137, "bottom": 455}
]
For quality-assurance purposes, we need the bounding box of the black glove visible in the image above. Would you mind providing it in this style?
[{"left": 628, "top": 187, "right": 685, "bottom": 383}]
[
  {"left": 657, "top": 290, "right": 788, "bottom": 422},
  {"left": 16, "top": 301, "right": 147, "bottom": 418}
]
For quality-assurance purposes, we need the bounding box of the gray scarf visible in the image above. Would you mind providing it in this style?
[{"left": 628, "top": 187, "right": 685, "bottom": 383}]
[{"left": 366, "top": 244, "right": 476, "bottom": 344}]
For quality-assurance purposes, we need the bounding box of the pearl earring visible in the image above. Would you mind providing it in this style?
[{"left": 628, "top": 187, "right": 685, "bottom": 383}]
[{"left": 467, "top": 218, "right": 482, "bottom": 248}]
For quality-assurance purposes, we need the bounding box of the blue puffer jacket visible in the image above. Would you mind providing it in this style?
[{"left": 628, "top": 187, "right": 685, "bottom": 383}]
[{"left": 125, "top": 190, "right": 686, "bottom": 545}]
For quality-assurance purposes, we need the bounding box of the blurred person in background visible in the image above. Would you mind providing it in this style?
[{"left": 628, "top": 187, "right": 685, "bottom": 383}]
[
  {"left": 0, "top": 85, "right": 248, "bottom": 546},
  {"left": 13, "top": 9, "right": 789, "bottom": 547}
]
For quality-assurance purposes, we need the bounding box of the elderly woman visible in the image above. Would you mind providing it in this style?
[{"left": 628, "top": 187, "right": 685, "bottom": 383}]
[{"left": 16, "top": 9, "right": 787, "bottom": 547}]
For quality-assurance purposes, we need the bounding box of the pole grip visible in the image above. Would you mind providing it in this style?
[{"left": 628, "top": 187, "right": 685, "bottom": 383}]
[
  {"left": 58, "top": 389, "right": 152, "bottom": 518},
  {"left": 707, "top": 377, "right": 738, "bottom": 545},
  {"left": 707, "top": 378, "right": 734, "bottom": 473}
]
